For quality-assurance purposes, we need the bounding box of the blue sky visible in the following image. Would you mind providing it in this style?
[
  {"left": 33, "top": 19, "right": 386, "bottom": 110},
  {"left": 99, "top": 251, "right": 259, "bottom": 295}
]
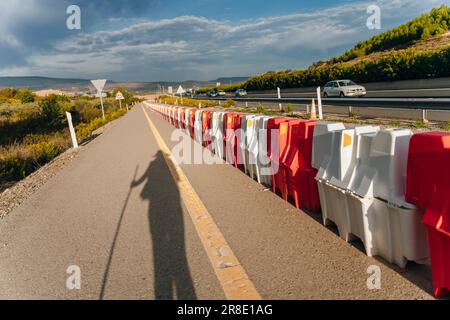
[{"left": 0, "top": 0, "right": 449, "bottom": 81}]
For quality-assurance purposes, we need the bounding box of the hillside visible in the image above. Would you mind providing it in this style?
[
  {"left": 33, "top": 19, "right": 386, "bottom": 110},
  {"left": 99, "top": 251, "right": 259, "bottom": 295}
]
[{"left": 243, "top": 5, "right": 450, "bottom": 91}]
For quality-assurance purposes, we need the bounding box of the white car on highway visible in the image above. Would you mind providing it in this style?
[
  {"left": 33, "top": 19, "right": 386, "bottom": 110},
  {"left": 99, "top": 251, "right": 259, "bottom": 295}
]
[{"left": 323, "top": 80, "right": 366, "bottom": 98}]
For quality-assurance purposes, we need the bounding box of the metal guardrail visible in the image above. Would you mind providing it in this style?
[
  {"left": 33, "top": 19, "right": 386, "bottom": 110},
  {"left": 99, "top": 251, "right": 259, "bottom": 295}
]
[{"left": 194, "top": 96, "right": 450, "bottom": 111}]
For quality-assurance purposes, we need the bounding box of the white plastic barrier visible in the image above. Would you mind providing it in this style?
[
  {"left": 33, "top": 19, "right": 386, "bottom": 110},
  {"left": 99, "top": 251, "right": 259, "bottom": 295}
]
[
  {"left": 312, "top": 122, "right": 346, "bottom": 220},
  {"left": 345, "top": 129, "right": 428, "bottom": 267},
  {"left": 246, "top": 116, "right": 258, "bottom": 180},
  {"left": 194, "top": 109, "right": 203, "bottom": 144},
  {"left": 240, "top": 115, "right": 255, "bottom": 174},
  {"left": 211, "top": 111, "right": 225, "bottom": 159},
  {"left": 184, "top": 108, "right": 191, "bottom": 135},
  {"left": 177, "top": 108, "right": 182, "bottom": 128},
  {"left": 249, "top": 116, "right": 272, "bottom": 185},
  {"left": 314, "top": 123, "right": 378, "bottom": 240},
  {"left": 313, "top": 125, "right": 429, "bottom": 267}
]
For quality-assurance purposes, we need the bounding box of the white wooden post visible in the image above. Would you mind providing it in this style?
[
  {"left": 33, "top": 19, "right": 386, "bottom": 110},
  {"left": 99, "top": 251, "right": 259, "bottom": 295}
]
[
  {"left": 277, "top": 87, "right": 282, "bottom": 111},
  {"left": 316, "top": 87, "right": 323, "bottom": 120},
  {"left": 66, "top": 112, "right": 78, "bottom": 149}
]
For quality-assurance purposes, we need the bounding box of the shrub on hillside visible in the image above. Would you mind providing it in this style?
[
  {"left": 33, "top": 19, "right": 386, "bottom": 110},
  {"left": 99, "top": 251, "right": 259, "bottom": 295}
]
[
  {"left": 15, "top": 88, "right": 36, "bottom": 104},
  {"left": 223, "top": 99, "right": 235, "bottom": 108},
  {"left": 39, "top": 95, "right": 65, "bottom": 130}
]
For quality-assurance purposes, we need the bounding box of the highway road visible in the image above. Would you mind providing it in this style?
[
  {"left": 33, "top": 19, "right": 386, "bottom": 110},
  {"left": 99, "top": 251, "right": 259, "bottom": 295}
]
[
  {"left": 0, "top": 104, "right": 434, "bottom": 299},
  {"left": 198, "top": 86, "right": 450, "bottom": 99},
  {"left": 245, "top": 88, "right": 450, "bottom": 99}
]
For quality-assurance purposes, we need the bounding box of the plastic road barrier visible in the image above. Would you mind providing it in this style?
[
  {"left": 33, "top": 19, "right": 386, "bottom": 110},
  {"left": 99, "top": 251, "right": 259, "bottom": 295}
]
[
  {"left": 240, "top": 115, "right": 255, "bottom": 174},
  {"left": 168, "top": 106, "right": 173, "bottom": 124},
  {"left": 176, "top": 107, "right": 182, "bottom": 129},
  {"left": 223, "top": 113, "right": 243, "bottom": 167},
  {"left": 245, "top": 115, "right": 271, "bottom": 184},
  {"left": 314, "top": 125, "right": 429, "bottom": 267},
  {"left": 280, "top": 119, "right": 320, "bottom": 212},
  {"left": 250, "top": 116, "right": 273, "bottom": 186},
  {"left": 272, "top": 120, "right": 291, "bottom": 195},
  {"left": 246, "top": 116, "right": 259, "bottom": 179},
  {"left": 267, "top": 118, "right": 289, "bottom": 193},
  {"left": 202, "top": 110, "right": 212, "bottom": 148},
  {"left": 194, "top": 109, "right": 203, "bottom": 144},
  {"left": 211, "top": 112, "right": 226, "bottom": 159},
  {"left": 274, "top": 119, "right": 304, "bottom": 201},
  {"left": 312, "top": 122, "right": 346, "bottom": 220},
  {"left": 406, "top": 132, "right": 450, "bottom": 298},
  {"left": 184, "top": 108, "right": 191, "bottom": 134},
  {"left": 170, "top": 107, "right": 175, "bottom": 125},
  {"left": 189, "top": 109, "right": 197, "bottom": 139},
  {"left": 180, "top": 108, "right": 186, "bottom": 129}
]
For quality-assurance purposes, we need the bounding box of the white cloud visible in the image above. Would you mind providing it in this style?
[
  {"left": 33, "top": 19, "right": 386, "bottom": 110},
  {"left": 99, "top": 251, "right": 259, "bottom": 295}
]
[{"left": 2, "top": 0, "right": 449, "bottom": 80}]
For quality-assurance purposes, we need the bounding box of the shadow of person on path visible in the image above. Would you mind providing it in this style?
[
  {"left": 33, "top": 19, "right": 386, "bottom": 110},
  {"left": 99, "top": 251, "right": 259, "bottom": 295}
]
[{"left": 132, "top": 151, "right": 197, "bottom": 300}]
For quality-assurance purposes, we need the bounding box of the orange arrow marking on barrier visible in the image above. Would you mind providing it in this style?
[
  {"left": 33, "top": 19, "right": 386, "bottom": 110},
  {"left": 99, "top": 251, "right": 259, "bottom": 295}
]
[{"left": 343, "top": 133, "right": 352, "bottom": 148}]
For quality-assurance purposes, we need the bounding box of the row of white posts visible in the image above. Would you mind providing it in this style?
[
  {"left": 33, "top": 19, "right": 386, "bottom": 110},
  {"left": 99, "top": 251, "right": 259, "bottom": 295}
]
[{"left": 276, "top": 87, "right": 323, "bottom": 120}]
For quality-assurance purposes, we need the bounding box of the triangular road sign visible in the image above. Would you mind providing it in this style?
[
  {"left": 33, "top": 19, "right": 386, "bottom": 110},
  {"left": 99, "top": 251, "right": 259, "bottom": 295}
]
[
  {"left": 91, "top": 79, "right": 107, "bottom": 93},
  {"left": 115, "top": 91, "right": 124, "bottom": 100},
  {"left": 176, "top": 85, "right": 185, "bottom": 94}
]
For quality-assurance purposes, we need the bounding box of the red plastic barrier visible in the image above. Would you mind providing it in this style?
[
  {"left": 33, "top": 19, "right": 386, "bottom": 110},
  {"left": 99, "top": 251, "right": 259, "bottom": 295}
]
[
  {"left": 223, "top": 113, "right": 242, "bottom": 167},
  {"left": 174, "top": 107, "right": 180, "bottom": 128},
  {"left": 280, "top": 120, "right": 320, "bottom": 212},
  {"left": 180, "top": 108, "right": 186, "bottom": 129},
  {"left": 189, "top": 109, "right": 197, "bottom": 139},
  {"left": 202, "top": 110, "right": 212, "bottom": 148},
  {"left": 170, "top": 107, "right": 176, "bottom": 126},
  {"left": 270, "top": 119, "right": 290, "bottom": 194},
  {"left": 406, "top": 132, "right": 450, "bottom": 298}
]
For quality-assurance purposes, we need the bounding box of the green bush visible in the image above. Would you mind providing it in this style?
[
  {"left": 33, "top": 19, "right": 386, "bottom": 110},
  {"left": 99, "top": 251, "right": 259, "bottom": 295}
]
[
  {"left": 223, "top": 99, "right": 236, "bottom": 108},
  {"left": 334, "top": 6, "right": 450, "bottom": 63},
  {"left": 15, "top": 88, "right": 36, "bottom": 104},
  {"left": 39, "top": 95, "right": 65, "bottom": 130},
  {"left": 75, "top": 109, "right": 127, "bottom": 141},
  {"left": 0, "top": 88, "right": 17, "bottom": 99},
  {"left": 440, "top": 122, "right": 450, "bottom": 130},
  {"left": 284, "top": 104, "right": 293, "bottom": 113},
  {"left": 0, "top": 139, "right": 65, "bottom": 182}
]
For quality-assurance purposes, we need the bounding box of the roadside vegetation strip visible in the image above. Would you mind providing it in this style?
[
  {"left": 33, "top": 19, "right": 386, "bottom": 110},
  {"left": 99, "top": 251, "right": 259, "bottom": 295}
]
[
  {"left": 142, "top": 105, "right": 262, "bottom": 300},
  {"left": 157, "top": 95, "right": 236, "bottom": 109},
  {"left": 0, "top": 88, "right": 139, "bottom": 189}
]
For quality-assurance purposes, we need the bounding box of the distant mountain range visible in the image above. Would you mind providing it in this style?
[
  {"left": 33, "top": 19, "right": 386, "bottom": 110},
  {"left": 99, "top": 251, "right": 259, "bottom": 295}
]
[{"left": 0, "top": 76, "right": 248, "bottom": 93}]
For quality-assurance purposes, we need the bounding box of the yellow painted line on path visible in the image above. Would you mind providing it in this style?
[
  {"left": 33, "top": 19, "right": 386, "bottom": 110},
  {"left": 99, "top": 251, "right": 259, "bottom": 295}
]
[{"left": 141, "top": 105, "right": 261, "bottom": 300}]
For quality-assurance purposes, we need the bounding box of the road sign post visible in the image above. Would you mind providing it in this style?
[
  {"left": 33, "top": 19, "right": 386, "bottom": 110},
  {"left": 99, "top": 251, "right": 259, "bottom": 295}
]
[
  {"left": 177, "top": 86, "right": 185, "bottom": 104},
  {"left": 91, "top": 79, "right": 107, "bottom": 120},
  {"left": 115, "top": 91, "right": 125, "bottom": 109}
]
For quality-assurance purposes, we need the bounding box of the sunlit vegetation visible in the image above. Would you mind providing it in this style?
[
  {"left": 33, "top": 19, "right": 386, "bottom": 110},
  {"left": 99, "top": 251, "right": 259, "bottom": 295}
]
[{"left": 0, "top": 88, "right": 137, "bottom": 186}]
